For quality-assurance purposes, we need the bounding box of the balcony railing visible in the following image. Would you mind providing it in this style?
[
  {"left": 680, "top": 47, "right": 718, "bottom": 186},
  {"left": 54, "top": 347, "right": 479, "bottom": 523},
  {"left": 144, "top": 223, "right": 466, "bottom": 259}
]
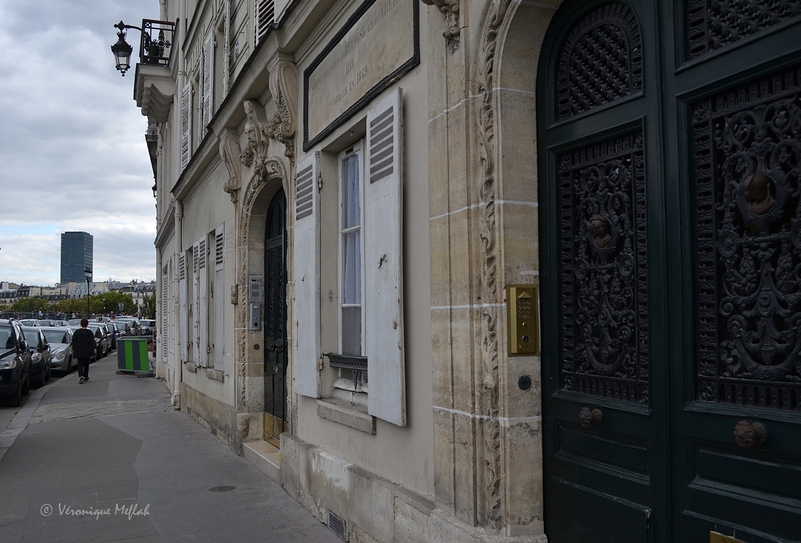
[{"left": 140, "top": 19, "right": 174, "bottom": 67}]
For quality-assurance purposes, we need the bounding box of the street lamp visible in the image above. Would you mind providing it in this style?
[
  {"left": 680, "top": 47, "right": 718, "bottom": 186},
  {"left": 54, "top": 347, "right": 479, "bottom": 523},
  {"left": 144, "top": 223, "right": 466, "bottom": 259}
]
[
  {"left": 84, "top": 267, "right": 93, "bottom": 317},
  {"left": 110, "top": 20, "right": 174, "bottom": 77},
  {"left": 110, "top": 21, "right": 137, "bottom": 76}
]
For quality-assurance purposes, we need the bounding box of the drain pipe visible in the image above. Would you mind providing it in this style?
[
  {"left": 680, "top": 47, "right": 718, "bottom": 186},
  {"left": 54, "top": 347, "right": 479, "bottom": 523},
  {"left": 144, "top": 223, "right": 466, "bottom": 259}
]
[
  {"left": 171, "top": 0, "right": 187, "bottom": 410},
  {"left": 173, "top": 198, "right": 183, "bottom": 408}
]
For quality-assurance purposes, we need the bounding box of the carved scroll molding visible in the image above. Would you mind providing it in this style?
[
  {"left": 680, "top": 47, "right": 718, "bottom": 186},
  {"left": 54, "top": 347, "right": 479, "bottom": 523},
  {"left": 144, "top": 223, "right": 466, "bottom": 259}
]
[
  {"left": 266, "top": 59, "right": 298, "bottom": 159},
  {"left": 475, "top": 0, "right": 515, "bottom": 530},
  {"left": 235, "top": 156, "right": 290, "bottom": 409},
  {"left": 219, "top": 129, "right": 242, "bottom": 203},
  {"left": 422, "top": 0, "right": 461, "bottom": 52}
]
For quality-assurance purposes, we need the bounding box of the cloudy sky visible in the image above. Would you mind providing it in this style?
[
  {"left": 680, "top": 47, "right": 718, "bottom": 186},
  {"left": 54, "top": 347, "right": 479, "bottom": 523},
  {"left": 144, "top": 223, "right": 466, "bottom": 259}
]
[{"left": 0, "top": 0, "right": 160, "bottom": 287}]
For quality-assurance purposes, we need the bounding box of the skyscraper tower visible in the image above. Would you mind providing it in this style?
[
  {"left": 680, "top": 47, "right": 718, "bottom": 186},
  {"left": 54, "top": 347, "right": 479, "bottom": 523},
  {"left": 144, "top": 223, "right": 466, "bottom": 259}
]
[{"left": 60, "top": 231, "right": 93, "bottom": 284}]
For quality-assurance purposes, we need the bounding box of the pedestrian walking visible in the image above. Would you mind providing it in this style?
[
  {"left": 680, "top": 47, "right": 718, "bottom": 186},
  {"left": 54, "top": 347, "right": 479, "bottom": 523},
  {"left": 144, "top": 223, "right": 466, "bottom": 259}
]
[{"left": 72, "top": 318, "right": 96, "bottom": 384}]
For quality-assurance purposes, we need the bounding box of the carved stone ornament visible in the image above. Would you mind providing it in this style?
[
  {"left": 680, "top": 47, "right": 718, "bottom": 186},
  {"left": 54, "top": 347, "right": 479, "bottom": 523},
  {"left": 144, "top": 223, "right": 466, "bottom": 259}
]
[
  {"left": 265, "top": 60, "right": 298, "bottom": 159},
  {"left": 219, "top": 130, "right": 242, "bottom": 203},
  {"left": 240, "top": 100, "right": 270, "bottom": 170},
  {"left": 475, "top": 0, "right": 514, "bottom": 529},
  {"left": 422, "top": 0, "right": 461, "bottom": 52}
]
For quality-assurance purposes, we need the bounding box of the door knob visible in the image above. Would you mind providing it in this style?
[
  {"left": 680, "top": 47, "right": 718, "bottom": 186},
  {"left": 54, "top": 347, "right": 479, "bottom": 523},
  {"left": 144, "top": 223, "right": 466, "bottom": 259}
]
[
  {"left": 733, "top": 420, "right": 766, "bottom": 448},
  {"left": 579, "top": 407, "right": 603, "bottom": 428}
]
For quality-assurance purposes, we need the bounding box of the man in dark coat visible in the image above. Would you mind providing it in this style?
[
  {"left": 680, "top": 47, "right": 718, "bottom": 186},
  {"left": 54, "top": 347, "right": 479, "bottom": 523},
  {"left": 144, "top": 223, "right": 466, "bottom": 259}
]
[{"left": 72, "top": 318, "right": 96, "bottom": 384}]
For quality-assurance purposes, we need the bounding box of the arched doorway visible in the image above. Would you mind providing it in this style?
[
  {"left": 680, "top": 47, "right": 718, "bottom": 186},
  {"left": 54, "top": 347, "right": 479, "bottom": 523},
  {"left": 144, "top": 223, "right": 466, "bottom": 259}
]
[
  {"left": 263, "top": 188, "right": 287, "bottom": 446},
  {"left": 537, "top": 1, "right": 801, "bottom": 541}
]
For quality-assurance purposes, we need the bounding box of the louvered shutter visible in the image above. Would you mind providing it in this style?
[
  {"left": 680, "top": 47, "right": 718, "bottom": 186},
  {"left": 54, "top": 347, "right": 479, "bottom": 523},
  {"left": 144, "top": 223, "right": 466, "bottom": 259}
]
[
  {"left": 180, "top": 83, "right": 192, "bottom": 170},
  {"left": 255, "top": 0, "right": 275, "bottom": 45},
  {"left": 198, "top": 236, "right": 209, "bottom": 368},
  {"left": 202, "top": 32, "right": 214, "bottom": 130},
  {"left": 365, "top": 88, "right": 406, "bottom": 426},
  {"left": 162, "top": 265, "right": 169, "bottom": 360},
  {"left": 293, "top": 153, "right": 320, "bottom": 397},
  {"left": 191, "top": 243, "right": 200, "bottom": 365},
  {"left": 179, "top": 253, "right": 188, "bottom": 363},
  {"left": 213, "top": 225, "right": 225, "bottom": 370}
]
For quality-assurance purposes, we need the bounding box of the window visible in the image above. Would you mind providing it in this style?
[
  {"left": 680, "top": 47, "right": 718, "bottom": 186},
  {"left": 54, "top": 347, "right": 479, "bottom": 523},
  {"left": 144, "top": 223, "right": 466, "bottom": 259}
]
[
  {"left": 340, "top": 144, "right": 364, "bottom": 357},
  {"left": 294, "top": 88, "right": 407, "bottom": 426},
  {"left": 332, "top": 143, "right": 368, "bottom": 396}
]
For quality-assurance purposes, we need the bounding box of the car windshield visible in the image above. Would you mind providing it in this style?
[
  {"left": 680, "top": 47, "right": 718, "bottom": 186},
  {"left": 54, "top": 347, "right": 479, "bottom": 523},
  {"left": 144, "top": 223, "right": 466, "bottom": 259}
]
[
  {"left": 0, "top": 327, "right": 13, "bottom": 349},
  {"left": 21, "top": 329, "right": 39, "bottom": 345},
  {"left": 43, "top": 330, "right": 69, "bottom": 344}
]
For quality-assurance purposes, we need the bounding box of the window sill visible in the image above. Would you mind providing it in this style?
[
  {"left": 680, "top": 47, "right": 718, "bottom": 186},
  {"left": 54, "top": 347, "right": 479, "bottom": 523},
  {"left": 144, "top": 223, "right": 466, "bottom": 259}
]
[
  {"left": 184, "top": 362, "right": 197, "bottom": 373},
  {"left": 317, "top": 397, "right": 376, "bottom": 435},
  {"left": 206, "top": 368, "right": 225, "bottom": 382}
]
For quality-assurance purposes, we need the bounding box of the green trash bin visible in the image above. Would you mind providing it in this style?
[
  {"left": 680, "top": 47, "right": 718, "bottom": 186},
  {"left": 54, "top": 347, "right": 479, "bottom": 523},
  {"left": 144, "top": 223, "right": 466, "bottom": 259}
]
[{"left": 117, "top": 337, "right": 150, "bottom": 372}]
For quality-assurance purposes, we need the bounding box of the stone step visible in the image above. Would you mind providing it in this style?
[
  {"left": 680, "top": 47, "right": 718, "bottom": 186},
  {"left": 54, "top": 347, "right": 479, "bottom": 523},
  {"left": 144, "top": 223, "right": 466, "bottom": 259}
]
[{"left": 242, "top": 440, "right": 281, "bottom": 484}]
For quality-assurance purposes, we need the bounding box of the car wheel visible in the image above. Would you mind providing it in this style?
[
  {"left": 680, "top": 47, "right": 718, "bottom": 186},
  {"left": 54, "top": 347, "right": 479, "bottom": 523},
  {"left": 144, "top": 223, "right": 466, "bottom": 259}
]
[
  {"left": 45, "top": 365, "right": 51, "bottom": 383},
  {"left": 21, "top": 372, "right": 30, "bottom": 395},
  {"left": 7, "top": 380, "right": 21, "bottom": 407}
]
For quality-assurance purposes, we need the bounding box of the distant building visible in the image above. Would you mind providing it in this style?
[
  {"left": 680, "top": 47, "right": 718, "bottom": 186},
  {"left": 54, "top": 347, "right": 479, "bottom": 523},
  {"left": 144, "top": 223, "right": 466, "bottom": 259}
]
[{"left": 60, "top": 231, "right": 93, "bottom": 284}]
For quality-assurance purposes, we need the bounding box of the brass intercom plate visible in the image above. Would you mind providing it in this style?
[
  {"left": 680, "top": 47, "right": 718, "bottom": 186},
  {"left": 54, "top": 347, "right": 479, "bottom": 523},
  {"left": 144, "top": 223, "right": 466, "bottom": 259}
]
[
  {"left": 506, "top": 285, "right": 539, "bottom": 356},
  {"left": 710, "top": 532, "right": 747, "bottom": 543}
]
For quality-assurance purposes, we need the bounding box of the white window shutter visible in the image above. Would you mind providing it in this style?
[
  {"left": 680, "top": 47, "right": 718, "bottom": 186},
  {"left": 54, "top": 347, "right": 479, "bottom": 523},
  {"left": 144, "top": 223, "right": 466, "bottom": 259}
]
[
  {"left": 365, "top": 88, "right": 406, "bottom": 426},
  {"left": 179, "top": 253, "right": 188, "bottom": 363},
  {"left": 198, "top": 236, "right": 209, "bottom": 368},
  {"left": 293, "top": 153, "right": 321, "bottom": 398},
  {"left": 162, "top": 265, "right": 169, "bottom": 360},
  {"left": 202, "top": 32, "right": 214, "bottom": 130},
  {"left": 180, "top": 82, "right": 192, "bottom": 170},
  {"left": 255, "top": 0, "right": 275, "bottom": 45},
  {"left": 191, "top": 243, "right": 200, "bottom": 365},
  {"left": 214, "top": 225, "right": 225, "bottom": 370}
]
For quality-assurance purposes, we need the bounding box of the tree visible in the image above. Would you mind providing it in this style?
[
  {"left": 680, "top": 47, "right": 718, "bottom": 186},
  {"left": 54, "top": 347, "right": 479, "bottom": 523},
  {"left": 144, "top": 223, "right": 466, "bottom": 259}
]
[
  {"left": 142, "top": 293, "right": 157, "bottom": 319},
  {"left": 11, "top": 297, "right": 52, "bottom": 314},
  {"left": 98, "top": 291, "right": 136, "bottom": 315}
]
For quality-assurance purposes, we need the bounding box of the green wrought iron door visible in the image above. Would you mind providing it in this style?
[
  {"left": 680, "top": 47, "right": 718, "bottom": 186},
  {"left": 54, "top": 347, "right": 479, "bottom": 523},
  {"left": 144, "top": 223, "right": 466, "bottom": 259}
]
[
  {"left": 264, "top": 189, "right": 287, "bottom": 447},
  {"left": 538, "top": 1, "right": 801, "bottom": 541}
]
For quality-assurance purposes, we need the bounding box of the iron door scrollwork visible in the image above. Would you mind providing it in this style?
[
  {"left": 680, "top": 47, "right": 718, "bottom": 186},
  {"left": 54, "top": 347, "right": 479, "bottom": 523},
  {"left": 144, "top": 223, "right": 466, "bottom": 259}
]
[
  {"left": 692, "top": 64, "right": 801, "bottom": 409},
  {"left": 559, "top": 131, "right": 650, "bottom": 404}
]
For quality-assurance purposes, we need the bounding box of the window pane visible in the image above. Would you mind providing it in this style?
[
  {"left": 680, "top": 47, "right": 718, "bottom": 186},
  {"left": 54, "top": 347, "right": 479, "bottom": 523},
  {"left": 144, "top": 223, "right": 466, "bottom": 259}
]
[
  {"left": 342, "top": 230, "right": 361, "bottom": 304},
  {"left": 342, "top": 306, "right": 362, "bottom": 355},
  {"left": 342, "top": 154, "right": 360, "bottom": 229}
]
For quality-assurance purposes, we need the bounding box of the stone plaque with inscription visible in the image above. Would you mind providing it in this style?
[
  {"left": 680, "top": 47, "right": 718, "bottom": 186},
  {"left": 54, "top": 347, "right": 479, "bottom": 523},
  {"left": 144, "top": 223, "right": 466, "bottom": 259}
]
[{"left": 303, "top": 0, "right": 419, "bottom": 150}]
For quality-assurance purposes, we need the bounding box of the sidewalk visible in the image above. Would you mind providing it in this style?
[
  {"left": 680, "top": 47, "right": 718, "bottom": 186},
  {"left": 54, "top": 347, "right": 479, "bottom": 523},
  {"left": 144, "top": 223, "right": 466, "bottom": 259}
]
[{"left": 0, "top": 355, "right": 340, "bottom": 543}]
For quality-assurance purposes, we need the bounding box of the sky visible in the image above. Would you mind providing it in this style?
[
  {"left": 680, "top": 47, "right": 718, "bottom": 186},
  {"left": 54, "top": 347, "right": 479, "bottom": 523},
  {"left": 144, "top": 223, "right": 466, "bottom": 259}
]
[{"left": 0, "top": 0, "right": 160, "bottom": 287}]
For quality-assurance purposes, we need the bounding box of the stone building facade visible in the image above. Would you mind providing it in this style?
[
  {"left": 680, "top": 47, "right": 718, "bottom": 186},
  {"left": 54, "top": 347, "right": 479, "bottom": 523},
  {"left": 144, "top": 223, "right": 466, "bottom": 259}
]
[{"left": 134, "top": 0, "right": 801, "bottom": 541}]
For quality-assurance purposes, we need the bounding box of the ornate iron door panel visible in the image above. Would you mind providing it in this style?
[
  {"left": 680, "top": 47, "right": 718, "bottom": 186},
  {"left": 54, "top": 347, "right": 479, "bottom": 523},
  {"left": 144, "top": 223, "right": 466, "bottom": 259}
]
[
  {"left": 264, "top": 189, "right": 287, "bottom": 446},
  {"left": 671, "top": 60, "right": 801, "bottom": 542},
  {"left": 540, "top": 0, "right": 801, "bottom": 541},
  {"left": 539, "top": 2, "right": 667, "bottom": 541}
]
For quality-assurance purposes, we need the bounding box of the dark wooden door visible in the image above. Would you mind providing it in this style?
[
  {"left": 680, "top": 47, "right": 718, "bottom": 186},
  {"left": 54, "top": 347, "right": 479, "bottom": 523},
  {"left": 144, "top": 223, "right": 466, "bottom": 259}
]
[
  {"left": 538, "top": 1, "right": 801, "bottom": 542},
  {"left": 264, "top": 189, "right": 287, "bottom": 447}
]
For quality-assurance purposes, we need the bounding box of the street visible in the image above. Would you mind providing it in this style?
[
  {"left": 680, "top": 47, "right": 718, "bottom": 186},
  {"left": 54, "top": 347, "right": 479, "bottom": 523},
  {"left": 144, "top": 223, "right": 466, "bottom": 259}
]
[{"left": 0, "top": 356, "right": 340, "bottom": 543}]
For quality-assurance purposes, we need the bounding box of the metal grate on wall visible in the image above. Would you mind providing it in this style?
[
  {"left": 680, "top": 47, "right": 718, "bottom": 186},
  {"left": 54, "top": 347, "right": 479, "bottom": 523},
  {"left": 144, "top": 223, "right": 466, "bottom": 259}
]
[{"left": 327, "top": 510, "right": 347, "bottom": 541}]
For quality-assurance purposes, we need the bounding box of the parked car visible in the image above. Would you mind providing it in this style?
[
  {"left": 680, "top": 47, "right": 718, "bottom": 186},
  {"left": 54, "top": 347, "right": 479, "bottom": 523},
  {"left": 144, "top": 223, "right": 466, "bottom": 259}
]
[
  {"left": 116, "top": 317, "right": 141, "bottom": 336},
  {"left": 139, "top": 319, "right": 156, "bottom": 336},
  {"left": 21, "top": 326, "right": 51, "bottom": 388},
  {"left": 42, "top": 327, "right": 74, "bottom": 374},
  {"left": 38, "top": 319, "right": 55, "bottom": 327},
  {"left": 86, "top": 322, "right": 111, "bottom": 359},
  {"left": 67, "top": 319, "right": 82, "bottom": 327},
  {"left": 106, "top": 322, "right": 120, "bottom": 350},
  {"left": 20, "top": 319, "right": 41, "bottom": 327},
  {"left": 0, "top": 319, "right": 31, "bottom": 406},
  {"left": 52, "top": 320, "right": 68, "bottom": 327},
  {"left": 113, "top": 320, "right": 132, "bottom": 337}
]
